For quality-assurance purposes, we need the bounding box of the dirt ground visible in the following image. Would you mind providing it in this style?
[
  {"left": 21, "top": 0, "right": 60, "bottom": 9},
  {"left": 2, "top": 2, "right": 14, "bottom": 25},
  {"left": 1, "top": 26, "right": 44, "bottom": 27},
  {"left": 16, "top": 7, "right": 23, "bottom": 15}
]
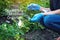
[{"left": 24, "top": 29, "right": 60, "bottom": 40}]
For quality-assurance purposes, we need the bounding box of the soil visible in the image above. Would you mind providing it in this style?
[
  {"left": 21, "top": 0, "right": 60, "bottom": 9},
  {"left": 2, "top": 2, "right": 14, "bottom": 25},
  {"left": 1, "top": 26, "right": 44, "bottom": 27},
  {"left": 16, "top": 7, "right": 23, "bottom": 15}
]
[{"left": 24, "top": 29, "right": 60, "bottom": 40}]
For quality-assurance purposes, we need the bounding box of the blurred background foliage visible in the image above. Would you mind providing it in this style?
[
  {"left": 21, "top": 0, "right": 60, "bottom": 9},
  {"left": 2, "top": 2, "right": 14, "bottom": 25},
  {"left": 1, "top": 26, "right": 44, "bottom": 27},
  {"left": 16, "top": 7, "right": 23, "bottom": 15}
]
[
  {"left": 0, "top": 0, "right": 8, "bottom": 16},
  {"left": 0, "top": 0, "right": 49, "bottom": 40}
]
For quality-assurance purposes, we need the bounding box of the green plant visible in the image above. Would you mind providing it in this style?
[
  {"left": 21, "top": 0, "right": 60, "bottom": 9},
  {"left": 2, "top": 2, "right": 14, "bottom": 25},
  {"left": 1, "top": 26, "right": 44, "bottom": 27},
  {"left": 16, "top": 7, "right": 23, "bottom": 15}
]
[
  {"left": 0, "top": 0, "right": 14, "bottom": 16},
  {"left": 0, "top": 23, "right": 18, "bottom": 40},
  {"left": 0, "top": 21, "right": 26, "bottom": 40},
  {"left": 0, "top": 0, "right": 7, "bottom": 16}
]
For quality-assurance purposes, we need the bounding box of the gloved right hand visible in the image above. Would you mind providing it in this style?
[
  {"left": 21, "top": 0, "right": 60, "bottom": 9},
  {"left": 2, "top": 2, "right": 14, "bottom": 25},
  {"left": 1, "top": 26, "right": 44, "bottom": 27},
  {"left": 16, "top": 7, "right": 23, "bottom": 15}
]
[
  {"left": 27, "top": 3, "right": 40, "bottom": 10},
  {"left": 30, "top": 13, "right": 44, "bottom": 22}
]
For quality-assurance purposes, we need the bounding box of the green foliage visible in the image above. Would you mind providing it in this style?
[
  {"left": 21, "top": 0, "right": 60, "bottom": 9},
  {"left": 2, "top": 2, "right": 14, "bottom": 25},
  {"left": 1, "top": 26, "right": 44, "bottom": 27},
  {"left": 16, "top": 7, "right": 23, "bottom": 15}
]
[
  {"left": 0, "top": 23, "right": 18, "bottom": 40},
  {"left": 0, "top": 0, "right": 14, "bottom": 16},
  {"left": 0, "top": 0, "right": 7, "bottom": 16},
  {"left": 0, "top": 22, "right": 26, "bottom": 40}
]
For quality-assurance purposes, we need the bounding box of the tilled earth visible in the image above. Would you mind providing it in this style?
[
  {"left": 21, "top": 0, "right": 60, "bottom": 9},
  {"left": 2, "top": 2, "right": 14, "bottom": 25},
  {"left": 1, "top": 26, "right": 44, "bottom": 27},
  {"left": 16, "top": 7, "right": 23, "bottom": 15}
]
[{"left": 24, "top": 29, "right": 60, "bottom": 40}]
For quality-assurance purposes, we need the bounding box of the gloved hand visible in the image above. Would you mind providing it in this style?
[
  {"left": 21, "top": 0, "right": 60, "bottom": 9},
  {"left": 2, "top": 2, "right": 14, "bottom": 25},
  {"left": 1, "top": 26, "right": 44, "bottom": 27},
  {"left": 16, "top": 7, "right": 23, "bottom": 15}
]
[
  {"left": 30, "top": 13, "right": 44, "bottom": 22},
  {"left": 27, "top": 3, "right": 40, "bottom": 10}
]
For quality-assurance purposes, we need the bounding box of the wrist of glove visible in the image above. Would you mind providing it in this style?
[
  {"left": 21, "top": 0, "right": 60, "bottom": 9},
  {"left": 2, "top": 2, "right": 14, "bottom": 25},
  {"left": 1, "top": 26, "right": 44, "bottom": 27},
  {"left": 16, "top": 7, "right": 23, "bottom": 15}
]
[
  {"left": 27, "top": 3, "right": 40, "bottom": 10},
  {"left": 30, "top": 13, "right": 44, "bottom": 22}
]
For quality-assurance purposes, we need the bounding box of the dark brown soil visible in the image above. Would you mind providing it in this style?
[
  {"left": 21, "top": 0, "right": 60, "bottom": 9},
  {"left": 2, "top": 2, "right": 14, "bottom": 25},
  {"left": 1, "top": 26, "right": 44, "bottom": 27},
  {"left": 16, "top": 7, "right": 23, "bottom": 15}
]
[{"left": 24, "top": 29, "right": 60, "bottom": 40}]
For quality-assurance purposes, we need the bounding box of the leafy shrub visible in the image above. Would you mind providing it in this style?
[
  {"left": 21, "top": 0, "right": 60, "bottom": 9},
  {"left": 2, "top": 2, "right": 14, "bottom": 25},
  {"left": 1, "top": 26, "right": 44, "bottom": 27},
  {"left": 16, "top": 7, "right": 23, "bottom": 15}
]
[
  {"left": 0, "top": 23, "right": 18, "bottom": 40},
  {"left": 0, "top": 0, "right": 8, "bottom": 16},
  {"left": 0, "top": 0, "right": 16, "bottom": 16},
  {"left": 0, "top": 22, "right": 26, "bottom": 40}
]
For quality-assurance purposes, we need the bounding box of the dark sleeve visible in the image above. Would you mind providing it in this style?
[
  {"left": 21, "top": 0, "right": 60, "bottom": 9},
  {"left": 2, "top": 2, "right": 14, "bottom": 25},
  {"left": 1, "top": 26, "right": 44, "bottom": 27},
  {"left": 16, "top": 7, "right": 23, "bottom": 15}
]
[
  {"left": 50, "top": 0, "right": 54, "bottom": 11},
  {"left": 50, "top": 0, "right": 60, "bottom": 11}
]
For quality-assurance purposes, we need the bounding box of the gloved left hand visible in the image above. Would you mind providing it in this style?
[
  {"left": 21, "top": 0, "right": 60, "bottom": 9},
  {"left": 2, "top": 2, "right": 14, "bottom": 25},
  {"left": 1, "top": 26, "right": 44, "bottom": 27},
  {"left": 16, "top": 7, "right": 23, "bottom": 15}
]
[
  {"left": 30, "top": 13, "right": 44, "bottom": 22},
  {"left": 27, "top": 3, "right": 40, "bottom": 10}
]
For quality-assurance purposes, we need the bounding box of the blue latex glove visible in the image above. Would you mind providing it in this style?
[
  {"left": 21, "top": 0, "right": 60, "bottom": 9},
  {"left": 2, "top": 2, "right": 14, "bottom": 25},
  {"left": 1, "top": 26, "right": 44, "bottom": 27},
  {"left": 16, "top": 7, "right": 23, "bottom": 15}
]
[
  {"left": 27, "top": 3, "right": 40, "bottom": 10},
  {"left": 30, "top": 13, "right": 44, "bottom": 22}
]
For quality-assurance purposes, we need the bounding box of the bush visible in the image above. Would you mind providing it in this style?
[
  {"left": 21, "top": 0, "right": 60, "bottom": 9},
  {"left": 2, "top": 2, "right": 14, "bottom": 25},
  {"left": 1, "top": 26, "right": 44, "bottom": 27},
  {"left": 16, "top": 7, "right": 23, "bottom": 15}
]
[
  {"left": 0, "top": 22, "right": 26, "bottom": 40},
  {"left": 0, "top": 0, "right": 7, "bottom": 16},
  {"left": 0, "top": 0, "right": 15, "bottom": 16}
]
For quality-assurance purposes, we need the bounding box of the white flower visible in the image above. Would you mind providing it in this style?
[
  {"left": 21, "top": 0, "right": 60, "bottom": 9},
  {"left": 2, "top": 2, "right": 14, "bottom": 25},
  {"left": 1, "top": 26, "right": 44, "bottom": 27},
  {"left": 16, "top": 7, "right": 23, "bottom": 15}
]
[{"left": 18, "top": 20, "right": 22, "bottom": 27}]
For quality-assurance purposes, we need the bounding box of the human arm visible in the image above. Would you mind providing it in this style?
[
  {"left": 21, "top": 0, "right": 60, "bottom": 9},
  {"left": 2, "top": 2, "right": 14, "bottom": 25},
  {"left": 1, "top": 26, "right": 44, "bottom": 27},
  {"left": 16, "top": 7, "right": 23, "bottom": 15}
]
[
  {"left": 40, "top": 7, "right": 51, "bottom": 12},
  {"left": 57, "top": 37, "right": 60, "bottom": 40},
  {"left": 43, "top": 9, "right": 60, "bottom": 15}
]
